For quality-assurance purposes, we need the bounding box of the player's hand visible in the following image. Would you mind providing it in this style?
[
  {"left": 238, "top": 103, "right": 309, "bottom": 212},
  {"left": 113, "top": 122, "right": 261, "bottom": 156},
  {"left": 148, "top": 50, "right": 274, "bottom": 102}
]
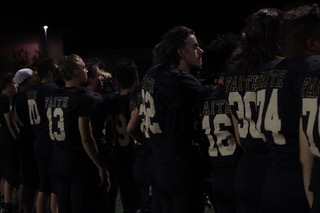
[{"left": 98, "top": 167, "right": 111, "bottom": 191}]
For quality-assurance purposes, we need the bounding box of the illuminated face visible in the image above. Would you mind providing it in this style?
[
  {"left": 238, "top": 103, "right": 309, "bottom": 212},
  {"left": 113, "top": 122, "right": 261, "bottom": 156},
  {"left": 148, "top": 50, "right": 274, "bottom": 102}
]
[
  {"left": 91, "top": 68, "right": 104, "bottom": 91},
  {"left": 76, "top": 59, "right": 88, "bottom": 84},
  {"left": 179, "top": 34, "right": 204, "bottom": 71},
  {"left": 8, "top": 78, "right": 18, "bottom": 94}
]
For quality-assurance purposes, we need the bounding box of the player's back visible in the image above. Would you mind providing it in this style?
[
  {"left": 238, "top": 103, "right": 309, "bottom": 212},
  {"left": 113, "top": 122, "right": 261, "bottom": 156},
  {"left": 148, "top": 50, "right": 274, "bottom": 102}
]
[
  {"left": 256, "top": 56, "right": 310, "bottom": 213},
  {"left": 225, "top": 59, "right": 281, "bottom": 155},
  {"left": 28, "top": 82, "right": 58, "bottom": 144},
  {"left": 45, "top": 86, "right": 96, "bottom": 155},
  {"left": 0, "top": 94, "right": 13, "bottom": 137},
  {"left": 140, "top": 64, "right": 200, "bottom": 165},
  {"left": 257, "top": 56, "right": 310, "bottom": 169},
  {"left": 196, "top": 83, "right": 242, "bottom": 168}
]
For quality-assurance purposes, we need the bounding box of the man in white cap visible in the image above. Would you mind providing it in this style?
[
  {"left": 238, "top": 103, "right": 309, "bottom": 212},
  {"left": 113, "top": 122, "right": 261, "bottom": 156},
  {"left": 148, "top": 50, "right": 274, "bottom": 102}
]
[
  {"left": 14, "top": 68, "right": 33, "bottom": 89},
  {"left": 12, "top": 68, "right": 39, "bottom": 213}
]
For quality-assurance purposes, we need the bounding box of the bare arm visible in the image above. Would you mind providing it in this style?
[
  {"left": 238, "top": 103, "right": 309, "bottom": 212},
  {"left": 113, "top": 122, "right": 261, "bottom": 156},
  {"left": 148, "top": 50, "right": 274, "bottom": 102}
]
[
  {"left": 79, "top": 116, "right": 110, "bottom": 187},
  {"left": 299, "top": 118, "right": 314, "bottom": 207},
  {"left": 4, "top": 111, "right": 19, "bottom": 140},
  {"left": 127, "top": 107, "right": 143, "bottom": 143},
  {"left": 231, "top": 113, "right": 241, "bottom": 146}
]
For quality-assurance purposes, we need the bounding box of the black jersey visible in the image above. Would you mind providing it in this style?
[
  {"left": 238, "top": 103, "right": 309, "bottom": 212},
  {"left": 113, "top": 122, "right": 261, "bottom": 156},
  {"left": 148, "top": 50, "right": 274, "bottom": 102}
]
[
  {"left": 104, "top": 91, "right": 135, "bottom": 148},
  {"left": 28, "top": 82, "right": 58, "bottom": 138},
  {"left": 45, "top": 87, "right": 96, "bottom": 154},
  {"left": 257, "top": 57, "right": 309, "bottom": 169},
  {"left": 225, "top": 59, "right": 281, "bottom": 156},
  {"left": 12, "top": 91, "right": 35, "bottom": 141},
  {"left": 130, "top": 83, "right": 145, "bottom": 144},
  {"left": 139, "top": 64, "right": 201, "bottom": 165},
  {"left": 195, "top": 83, "right": 242, "bottom": 168},
  {"left": 300, "top": 55, "right": 320, "bottom": 158},
  {"left": 132, "top": 83, "right": 142, "bottom": 109},
  {"left": 256, "top": 57, "right": 310, "bottom": 213},
  {"left": 90, "top": 91, "right": 105, "bottom": 143},
  {"left": 299, "top": 55, "right": 320, "bottom": 193},
  {"left": 0, "top": 94, "right": 13, "bottom": 137}
]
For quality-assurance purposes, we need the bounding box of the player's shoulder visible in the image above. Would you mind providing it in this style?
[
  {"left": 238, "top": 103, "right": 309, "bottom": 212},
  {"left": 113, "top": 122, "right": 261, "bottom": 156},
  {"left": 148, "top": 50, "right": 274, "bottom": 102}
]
[
  {"left": 172, "top": 68, "right": 200, "bottom": 90},
  {"left": 198, "top": 84, "right": 225, "bottom": 101},
  {"left": 103, "top": 91, "right": 119, "bottom": 102},
  {"left": 0, "top": 93, "right": 10, "bottom": 105}
]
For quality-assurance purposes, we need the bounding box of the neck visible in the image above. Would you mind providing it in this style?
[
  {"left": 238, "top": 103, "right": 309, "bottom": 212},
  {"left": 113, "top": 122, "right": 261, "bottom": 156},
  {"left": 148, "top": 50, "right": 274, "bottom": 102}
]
[
  {"left": 41, "top": 76, "right": 54, "bottom": 83},
  {"left": 2, "top": 89, "right": 10, "bottom": 94},
  {"left": 177, "top": 63, "right": 190, "bottom": 73},
  {"left": 86, "top": 84, "right": 96, "bottom": 92},
  {"left": 65, "top": 80, "right": 81, "bottom": 87},
  {"left": 120, "top": 87, "right": 132, "bottom": 95}
]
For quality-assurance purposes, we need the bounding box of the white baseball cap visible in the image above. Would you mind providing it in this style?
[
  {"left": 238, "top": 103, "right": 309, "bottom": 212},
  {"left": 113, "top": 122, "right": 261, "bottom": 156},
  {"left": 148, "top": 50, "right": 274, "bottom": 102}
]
[{"left": 15, "top": 68, "right": 33, "bottom": 85}]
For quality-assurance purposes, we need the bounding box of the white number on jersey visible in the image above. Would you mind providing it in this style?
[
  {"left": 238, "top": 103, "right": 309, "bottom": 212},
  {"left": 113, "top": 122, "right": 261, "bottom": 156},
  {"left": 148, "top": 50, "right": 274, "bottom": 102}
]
[
  {"left": 257, "top": 89, "right": 285, "bottom": 145},
  {"left": 228, "top": 91, "right": 265, "bottom": 140},
  {"left": 115, "top": 114, "right": 130, "bottom": 146},
  {"left": 302, "top": 98, "right": 320, "bottom": 156},
  {"left": 139, "top": 89, "right": 161, "bottom": 138},
  {"left": 203, "top": 114, "right": 236, "bottom": 157},
  {"left": 47, "top": 108, "right": 65, "bottom": 141},
  {"left": 28, "top": 99, "right": 41, "bottom": 125}
]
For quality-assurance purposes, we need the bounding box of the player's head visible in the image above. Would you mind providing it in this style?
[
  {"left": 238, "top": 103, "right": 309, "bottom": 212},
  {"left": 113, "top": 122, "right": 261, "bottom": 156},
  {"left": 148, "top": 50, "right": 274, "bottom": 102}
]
[
  {"left": 280, "top": 4, "right": 320, "bottom": 57},
  {"left": 58, "top": 54, "right": 87, "bottom": 84},
  {"left": 236, "top": 7, "right": 283, "bottom": 72},
  {"left": 36, "top": 57, "right": 58, "bottom": 81},
  {"left": 114, "top": 58, "right": 139, "bottom": 90},
  {"left": 152, "top": 25, "right": 203, "bottom": 71},
  {"left": 0, "top": 72, "right": 17, "bottom": 94},
  {"left": 200, "top": 33, "right": 239, "bottom": 82}
]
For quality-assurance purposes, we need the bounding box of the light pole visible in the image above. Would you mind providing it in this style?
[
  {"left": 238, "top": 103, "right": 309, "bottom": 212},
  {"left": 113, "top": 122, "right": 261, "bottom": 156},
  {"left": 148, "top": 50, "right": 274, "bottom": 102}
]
[{"left": 43, "top": 25, "right": 48, "bottom": 55}]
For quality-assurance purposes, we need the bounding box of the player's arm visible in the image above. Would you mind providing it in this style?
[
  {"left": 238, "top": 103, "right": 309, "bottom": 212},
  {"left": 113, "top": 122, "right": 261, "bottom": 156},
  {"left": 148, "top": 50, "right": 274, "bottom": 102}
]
[
  {"left": 79, "top": 116, "right": 110, "bottom": 188},
  {"left": 5, "top": 111, "right": 19, "bottom": 140},
  {"left": 127, "top": 107, "right": 143, "bottom": 143},
  {"left": 231, "top": 113, "right": 241, "bottom": 146},
  {"left": 299, "top": 118, "right": 314, "bottom": 207}
]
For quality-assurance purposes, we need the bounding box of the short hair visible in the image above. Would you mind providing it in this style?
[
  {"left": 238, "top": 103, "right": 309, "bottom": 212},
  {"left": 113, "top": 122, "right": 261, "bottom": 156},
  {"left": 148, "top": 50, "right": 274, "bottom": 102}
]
[
  {"left": 85, "top": 57, "right": 103, "bottom": 81},
  {"left": 58, "top": 54, "right": 84, "bottom": 81},
  {"left": 0, "top": 72, "right": 15, "bottom": 90},
  {"left": 280, "top": 4, "right": 320, "bottom": 56},
  {"left": 36, "top": 57, "right": 57, "bottom": 80},
  {"left": 200, "top": 33, "right": 239, "bottom": 80},
  {"left": 114, "top": 58, "right": 138, "bottom": 89},
  {"left": 81, "top": 63, "right": 101, "bottom": 88},
  {"left": 152, "top": 25, "right": 195, "bottom": 67}
]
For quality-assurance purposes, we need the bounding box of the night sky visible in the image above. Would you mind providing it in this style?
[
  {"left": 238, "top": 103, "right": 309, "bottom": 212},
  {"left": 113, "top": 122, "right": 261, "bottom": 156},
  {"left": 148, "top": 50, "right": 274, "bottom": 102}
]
[
  {"left": 0, "top": 0, "right": 317, "bottom": 71},
  {"left": 3, "top": 0, "right": 313, "bottom": 49}
]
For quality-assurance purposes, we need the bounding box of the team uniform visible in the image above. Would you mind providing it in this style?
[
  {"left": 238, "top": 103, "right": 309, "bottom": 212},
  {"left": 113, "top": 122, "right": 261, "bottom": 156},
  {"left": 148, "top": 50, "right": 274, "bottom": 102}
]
[
  {"left": 12, "top": 91, "right": 39, "bottom": 191},
  {"left": 256, "top": 57, "right": 310, "bottom": 213},
  {"left": 27, "top": 82, "right": 58, "bottom": 194},
  {"left": 0, "top": 94, "right": 19, "bottom": 190},
  {"left": 139, "top": 64, "right": 204, "bottom": 213},
  {"left": 45, "top": 87, "right": 101, "bottom": 213},
  {"left": 299, "top": 55, "right": 320, "bottom": 213},
  {"left": 104, "top": 90, "right": 141, "bottom": 213},
  {"left": 91, "top": 91, "right": 106, "bottom": 153},
  {"left": 195, "top": 81, "right": 243, "bottom": 213},
  {"left": 131, "top": 83, "right": 153, "bottom": 211},
  {"left": 89, "top": 90, "right": 109, "bottom": 212},
  {"left": 224, "top": 59, "right": 281, "bottom": 213}
]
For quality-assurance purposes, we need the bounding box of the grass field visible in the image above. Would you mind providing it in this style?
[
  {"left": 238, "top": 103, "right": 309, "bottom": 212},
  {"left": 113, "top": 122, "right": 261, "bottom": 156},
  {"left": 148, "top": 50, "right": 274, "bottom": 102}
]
[{"left": 115, "top": 194, "right": 215, "bottom": 213}]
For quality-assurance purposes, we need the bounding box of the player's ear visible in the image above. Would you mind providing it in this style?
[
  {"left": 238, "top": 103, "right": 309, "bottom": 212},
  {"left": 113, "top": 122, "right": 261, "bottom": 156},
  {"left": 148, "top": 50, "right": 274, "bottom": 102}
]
[
  {"left": 73, "top": 69, "right": 78, "bottom": 78},
  {"left": 306, "top": 37, "right": 320, "bottom": 53},
  {"left": 178, "top": 48, "right": 184, "bottom": 57}
]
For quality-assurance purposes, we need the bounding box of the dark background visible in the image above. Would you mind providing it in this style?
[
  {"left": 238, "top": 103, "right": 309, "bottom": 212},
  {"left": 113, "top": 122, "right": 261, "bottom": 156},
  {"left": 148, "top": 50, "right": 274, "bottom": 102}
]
[
  {"left": 0, "top": 0, "right": 317, "bottom": 72},
  {"left": 2, "top": 0, "right": 313, "bottom": 49}
]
